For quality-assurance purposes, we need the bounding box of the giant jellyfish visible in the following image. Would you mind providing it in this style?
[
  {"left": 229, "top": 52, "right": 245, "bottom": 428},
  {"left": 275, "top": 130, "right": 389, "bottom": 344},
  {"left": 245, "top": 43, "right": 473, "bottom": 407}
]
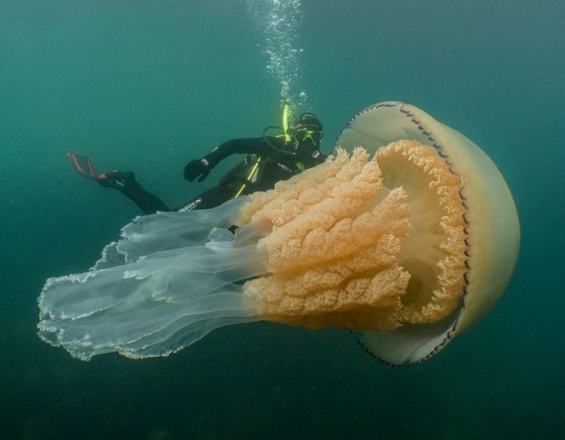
[{"left": 38, "top": 102, "right": 520, "bottom": 365}]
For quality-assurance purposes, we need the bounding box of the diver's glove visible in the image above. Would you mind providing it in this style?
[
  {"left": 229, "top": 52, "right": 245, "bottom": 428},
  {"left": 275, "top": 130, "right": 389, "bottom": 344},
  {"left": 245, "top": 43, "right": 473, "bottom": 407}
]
[{"left": 184, "top": 158, "right": 211, "bottom": 182}]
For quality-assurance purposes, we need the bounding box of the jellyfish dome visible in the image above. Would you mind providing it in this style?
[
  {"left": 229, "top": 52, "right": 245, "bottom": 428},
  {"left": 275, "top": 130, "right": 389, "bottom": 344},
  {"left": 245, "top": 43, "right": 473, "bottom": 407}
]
[
  {"left": 38, "top": 102, "right": 520, "bottom": 365},
  {"left": 335, "top": 102, "right": 520, "bottom": 363}
]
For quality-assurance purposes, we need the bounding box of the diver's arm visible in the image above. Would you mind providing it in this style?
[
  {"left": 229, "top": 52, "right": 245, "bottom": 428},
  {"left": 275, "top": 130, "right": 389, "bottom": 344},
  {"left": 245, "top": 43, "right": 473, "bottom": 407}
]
[
  {"left": 203, "top": 138, "right": 273, "bottom": 167},
  {"left": 184, "top": 137, "right": 272, "bottom": 181}
]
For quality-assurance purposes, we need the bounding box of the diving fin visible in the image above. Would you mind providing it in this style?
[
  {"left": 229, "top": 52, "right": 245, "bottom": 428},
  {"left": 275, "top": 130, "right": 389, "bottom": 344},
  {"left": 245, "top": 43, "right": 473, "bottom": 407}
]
[{"left": 67, "top": 152, "right": 99, "bottom": 180}]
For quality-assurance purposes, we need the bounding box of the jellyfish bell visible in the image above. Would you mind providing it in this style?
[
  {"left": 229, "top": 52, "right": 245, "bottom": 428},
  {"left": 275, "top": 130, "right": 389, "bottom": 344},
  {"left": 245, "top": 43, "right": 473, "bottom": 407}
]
[
  {"left": 336, "top": 102, "right": 520, "bottom": 364},
  {"left": 37, "top": 102, "right": 519, "bottom": 365}
]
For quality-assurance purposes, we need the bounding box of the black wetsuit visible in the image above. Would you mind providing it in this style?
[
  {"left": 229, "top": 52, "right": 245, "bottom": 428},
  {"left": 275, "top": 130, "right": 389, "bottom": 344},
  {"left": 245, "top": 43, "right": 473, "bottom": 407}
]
[
  {"left": 111, "top": 174, "right": 170, "bottom": 214},
  {"left": 120, "top": 136, "right": 325, "bottom": 214}
]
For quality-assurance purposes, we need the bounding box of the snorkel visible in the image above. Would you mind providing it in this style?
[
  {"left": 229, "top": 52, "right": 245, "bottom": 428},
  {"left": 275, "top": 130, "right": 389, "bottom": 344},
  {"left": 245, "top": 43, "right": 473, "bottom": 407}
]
[
  {"left": 282, "top": 101, "right": 292, "bottom": 143},
  {"left": 262, "top": 100, "right": 299, "bottom": 154}
]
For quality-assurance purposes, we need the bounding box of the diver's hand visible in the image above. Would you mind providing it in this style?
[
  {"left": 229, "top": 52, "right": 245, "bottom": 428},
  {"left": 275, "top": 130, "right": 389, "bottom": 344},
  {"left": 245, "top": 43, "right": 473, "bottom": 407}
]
[{"left": 184, "top": 158, "right": 210, "bottom": 182}]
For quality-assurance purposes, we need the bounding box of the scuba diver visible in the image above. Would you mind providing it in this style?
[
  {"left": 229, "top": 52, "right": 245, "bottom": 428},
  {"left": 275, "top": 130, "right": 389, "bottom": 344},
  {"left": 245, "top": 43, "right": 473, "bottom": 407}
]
[{"left": 68, "top": 111, "right": 326, "bottom": 214}]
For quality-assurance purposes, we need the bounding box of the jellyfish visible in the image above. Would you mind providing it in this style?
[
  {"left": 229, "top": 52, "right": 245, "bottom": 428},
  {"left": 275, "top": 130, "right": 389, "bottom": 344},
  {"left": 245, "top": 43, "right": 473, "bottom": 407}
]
[{"left": 38, "top": 102, "right": 520, "bottom": 365}]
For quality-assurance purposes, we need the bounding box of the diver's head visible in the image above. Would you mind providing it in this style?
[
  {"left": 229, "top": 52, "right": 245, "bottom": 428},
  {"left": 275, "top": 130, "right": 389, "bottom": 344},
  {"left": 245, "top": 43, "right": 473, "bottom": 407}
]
[{"left": 290, "top": 112, "right": 323, "bottom": 148}]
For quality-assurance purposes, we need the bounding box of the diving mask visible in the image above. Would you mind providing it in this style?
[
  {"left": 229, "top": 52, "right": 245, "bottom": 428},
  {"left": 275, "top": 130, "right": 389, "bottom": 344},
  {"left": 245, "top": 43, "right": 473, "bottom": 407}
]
[{"left": 292, "top": 127, "right": 323, "bottom": 146}]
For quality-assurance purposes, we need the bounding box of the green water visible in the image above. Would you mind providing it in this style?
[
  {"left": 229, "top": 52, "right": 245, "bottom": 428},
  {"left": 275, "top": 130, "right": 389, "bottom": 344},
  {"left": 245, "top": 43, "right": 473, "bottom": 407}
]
[{"left": 1, "top": 0, "right": 563, "bottom": 438}]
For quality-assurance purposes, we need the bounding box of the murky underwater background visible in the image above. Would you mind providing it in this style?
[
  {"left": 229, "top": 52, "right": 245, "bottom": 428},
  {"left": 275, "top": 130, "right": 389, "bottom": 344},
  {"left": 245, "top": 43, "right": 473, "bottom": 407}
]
[{"left": 1, "top": 0, "right": 564, "bottom": 438}]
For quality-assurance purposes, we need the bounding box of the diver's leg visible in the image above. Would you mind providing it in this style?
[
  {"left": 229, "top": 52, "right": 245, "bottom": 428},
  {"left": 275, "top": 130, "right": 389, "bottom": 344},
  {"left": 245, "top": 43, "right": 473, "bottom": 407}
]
[
  {"left": 67, "top": 153, "right": 169, "bottom": 214},
  {"left": 176, "top": 185, "right": 233, "bottom": 211},
  {"left": 99, "top": 171, "right": 170, "bottom": 214}
]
